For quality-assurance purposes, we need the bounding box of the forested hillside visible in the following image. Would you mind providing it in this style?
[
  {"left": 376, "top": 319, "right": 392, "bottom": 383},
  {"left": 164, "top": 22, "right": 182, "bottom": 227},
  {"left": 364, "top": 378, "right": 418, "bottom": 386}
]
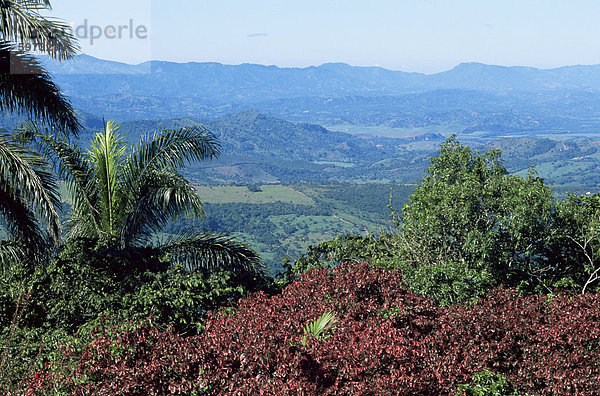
[{"left": 64, "top": 111, "right": 600, "bottom": 188}]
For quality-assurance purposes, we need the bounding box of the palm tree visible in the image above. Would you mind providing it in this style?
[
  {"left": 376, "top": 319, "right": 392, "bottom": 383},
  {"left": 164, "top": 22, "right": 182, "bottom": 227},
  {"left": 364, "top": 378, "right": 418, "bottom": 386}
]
[
  {"left": 0, "top": 130, "right": 60, "bottom": 264},
  {"left": 27, "top": 121, "right": 264, "bottom": 274},
  {"left": 0, "top": 1, "right": 79, "bottom": 265},
  {"left": 0, "top": 0, "right": 80, "bottom": 132}
]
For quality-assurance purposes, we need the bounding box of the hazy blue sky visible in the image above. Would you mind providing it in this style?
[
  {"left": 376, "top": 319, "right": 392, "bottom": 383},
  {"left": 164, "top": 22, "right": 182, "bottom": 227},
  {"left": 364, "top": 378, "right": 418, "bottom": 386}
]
[{"left": 50, "top": 0, "right": 600, "bottom": 73}]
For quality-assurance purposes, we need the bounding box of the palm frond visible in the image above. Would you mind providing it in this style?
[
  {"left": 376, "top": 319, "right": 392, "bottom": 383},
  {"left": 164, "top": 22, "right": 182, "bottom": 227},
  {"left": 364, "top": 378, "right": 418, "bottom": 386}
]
[
  {"left": 121, "top": 170, "right": 204, "bottom": 246},
  {"left": 0, "top": 0, "right": 78, "bottom": 60},
  {"left": 0, "top": 186, "right": 49, "bottom": 261},
  {"left": 301, "top": 311, "right": 338, "bottom": 346},
  {"left": 88, "top": 120, "right": 127, "bottom": 236},
  {"left": 0, "top": 240, "right": 27, "bottom": 266},
  {"left": 159, "top": 232, "right": 264, "bottom": 275},
  {"left": 0, "top": 133, "right": 60, "bottom": 244},
  {"left": 62, "top": 210, "right": 97, "bottom": 240},
  {"left": 124, "top": 126, "right": 220, "bottom": 188},
  {"left": 0, "top": 42, "right": 80, "bottom": 133},
  {"left": 17, "top": 122, "right": 100, "bottom": 237}
]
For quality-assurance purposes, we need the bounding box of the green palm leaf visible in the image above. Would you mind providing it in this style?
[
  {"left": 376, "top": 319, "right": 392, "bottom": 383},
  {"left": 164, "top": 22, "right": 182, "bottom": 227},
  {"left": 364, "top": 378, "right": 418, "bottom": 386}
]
[
  {"left": 0, "top": 240, "right": 27, "bottom": 264},
  {"left": 0, "top": 43, "right": 80, "bottom": 133},
  {"left": 121, "top": 170, "right": 204, "bottom": 246},
  {"left": 0, "top": 132, "right": 60, "bottom": 264},
  {"left": 0, "top": 187, "right": 48, "bottom": 261},
  {"left": 301, "top": 311, "right": 338, "bottom": 346},
  {"left": 18, "top": 122, "right": 100, "bottom": 237},
  {"left": 0, "top": 1, "right": 77, "bottom": 264},
  {"left": 0, "top": 133, "right": 60, "bottom": 240},
  {"left": 159, "top": 232, "right": 264, "bottom": 274},
  {"left": 124, "top": 126, "right": 220, "bottom": 188},
  {"left": 88, "top": 120, "right": 127, "bottom": 236},
  {"left": 0, "top": 0, "right": 78, "bottom": 60}
]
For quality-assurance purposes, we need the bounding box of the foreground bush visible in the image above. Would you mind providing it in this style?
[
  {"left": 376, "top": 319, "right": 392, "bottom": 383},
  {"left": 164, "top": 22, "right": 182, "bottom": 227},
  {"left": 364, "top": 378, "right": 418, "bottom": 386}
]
[
  {"left": 0, "top": 240, "right": 265, "bottom": 340},
  {"left": 0, "top": 238, "right": 271, "bottom": 392},
  {"left": 24, "top": 262, "right": 600, "bottom": 394}
]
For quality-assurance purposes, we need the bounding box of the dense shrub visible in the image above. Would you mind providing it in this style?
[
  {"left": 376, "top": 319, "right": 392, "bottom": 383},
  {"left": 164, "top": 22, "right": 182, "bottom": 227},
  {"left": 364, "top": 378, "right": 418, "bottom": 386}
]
[
  {"left": 0, "top": 238, "right": 272, "bottom": 391},
  {"left": 401, "top": 260, "right": 495, "bottom": 305},
  {"left": 279, "top": 233, "right": 402, "bottom": 284},
  {"left": 456, "top": 369, "right": 520, "bottom": 396},
  {"left": 24, "top": 262, "right": 600, "bottom": 395},
  {"left": 22, "top": 318, "right": 206, "bottom": 395},
  {"left": 3, "top": 238, "right": 269, "bottom": 337}
]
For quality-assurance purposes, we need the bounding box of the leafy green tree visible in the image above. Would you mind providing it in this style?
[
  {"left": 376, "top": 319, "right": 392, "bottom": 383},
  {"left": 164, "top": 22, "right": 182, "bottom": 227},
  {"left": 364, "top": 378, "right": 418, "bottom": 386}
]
[
  {"left": 553, "top": 193, "right": 600, "bottom": 293},
  {"left": 27, "top": 120, "right": 264, "bottom": 274},
  {"left": 399, "top": 137, "right": 556, "bottom": 303}
]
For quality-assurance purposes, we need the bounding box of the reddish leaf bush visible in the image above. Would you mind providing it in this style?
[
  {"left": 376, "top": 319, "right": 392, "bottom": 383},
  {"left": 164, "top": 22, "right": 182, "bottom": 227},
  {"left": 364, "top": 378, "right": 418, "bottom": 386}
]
[
  {"left": 23, "top": 263, "right": 600, "bottom": 395},
  {"left": 22, "top": 319, "right": 206, "bottom": 395}
]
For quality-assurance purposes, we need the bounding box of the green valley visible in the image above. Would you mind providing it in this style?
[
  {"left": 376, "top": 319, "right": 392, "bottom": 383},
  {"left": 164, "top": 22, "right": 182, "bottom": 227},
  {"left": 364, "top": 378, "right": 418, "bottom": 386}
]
[{"left": 162, "top": 182, "right": 414, "bottom": 275}]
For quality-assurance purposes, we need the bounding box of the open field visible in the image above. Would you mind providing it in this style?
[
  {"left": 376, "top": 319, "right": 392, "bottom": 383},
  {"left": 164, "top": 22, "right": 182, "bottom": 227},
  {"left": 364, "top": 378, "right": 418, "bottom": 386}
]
[
  {"left": 196, "top": 184, "right": 315, "bottom": 205},
  {"left": 44, "top": 181, "right": 410, "bottom": 275}
]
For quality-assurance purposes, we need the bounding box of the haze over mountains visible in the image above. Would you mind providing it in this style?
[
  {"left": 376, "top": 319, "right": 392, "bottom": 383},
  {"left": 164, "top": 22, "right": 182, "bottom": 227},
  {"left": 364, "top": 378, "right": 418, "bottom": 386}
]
[{"left": 36, "top": 55, "right": 600, "bottom": 139}]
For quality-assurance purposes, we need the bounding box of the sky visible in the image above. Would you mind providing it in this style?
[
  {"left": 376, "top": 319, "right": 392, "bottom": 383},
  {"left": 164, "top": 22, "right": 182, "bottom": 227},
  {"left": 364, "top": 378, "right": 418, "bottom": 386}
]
[{"left": 49, "top": 0, "right": 600, "bottom": 74}]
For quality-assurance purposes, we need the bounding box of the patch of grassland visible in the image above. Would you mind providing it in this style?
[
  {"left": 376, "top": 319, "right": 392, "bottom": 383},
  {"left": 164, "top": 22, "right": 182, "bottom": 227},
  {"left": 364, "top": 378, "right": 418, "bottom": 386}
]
[{"left": 196, "top": 184, "right": 315, "bottom": 205}]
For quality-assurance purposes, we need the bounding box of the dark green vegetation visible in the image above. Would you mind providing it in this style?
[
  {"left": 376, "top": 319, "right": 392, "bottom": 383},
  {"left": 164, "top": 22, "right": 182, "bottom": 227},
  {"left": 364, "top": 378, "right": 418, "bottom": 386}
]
[{"left": 0, "top": 238, "right": 270, "bottom": 388}]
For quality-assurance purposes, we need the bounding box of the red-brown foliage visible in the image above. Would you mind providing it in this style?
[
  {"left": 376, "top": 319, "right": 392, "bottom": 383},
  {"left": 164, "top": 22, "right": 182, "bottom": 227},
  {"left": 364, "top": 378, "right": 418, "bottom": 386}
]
[{"left": 23, "top": 263, "right": 600, "bottom": 395}]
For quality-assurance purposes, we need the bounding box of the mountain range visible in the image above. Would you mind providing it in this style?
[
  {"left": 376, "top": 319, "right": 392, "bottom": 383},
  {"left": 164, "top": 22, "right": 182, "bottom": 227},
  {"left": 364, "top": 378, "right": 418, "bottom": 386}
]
[
  {"left": 31, "top": 55, "right": 600, "bottom": 138},
  {"left": 45, "top": 55, "right": 600, "bottom": 95},
  {"left": 3, "top": 55, "right": 600, "bottom": 187}
]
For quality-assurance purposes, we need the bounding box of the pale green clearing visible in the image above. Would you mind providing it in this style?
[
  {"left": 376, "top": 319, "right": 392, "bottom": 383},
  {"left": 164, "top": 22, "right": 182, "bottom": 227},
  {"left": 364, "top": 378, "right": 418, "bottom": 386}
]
[{"left": 195, "top": 184, "right": 315, "bottom": 205}]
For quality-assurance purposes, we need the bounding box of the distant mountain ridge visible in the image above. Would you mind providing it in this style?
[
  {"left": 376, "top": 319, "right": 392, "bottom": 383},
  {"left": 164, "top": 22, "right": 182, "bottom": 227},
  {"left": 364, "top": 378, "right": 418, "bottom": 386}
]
[
  {"left": 44, "top": 55, "right": 600, "bottom": 95},
  {"left": 27, "top": 54, "right": 600, "bottom": 137}
]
